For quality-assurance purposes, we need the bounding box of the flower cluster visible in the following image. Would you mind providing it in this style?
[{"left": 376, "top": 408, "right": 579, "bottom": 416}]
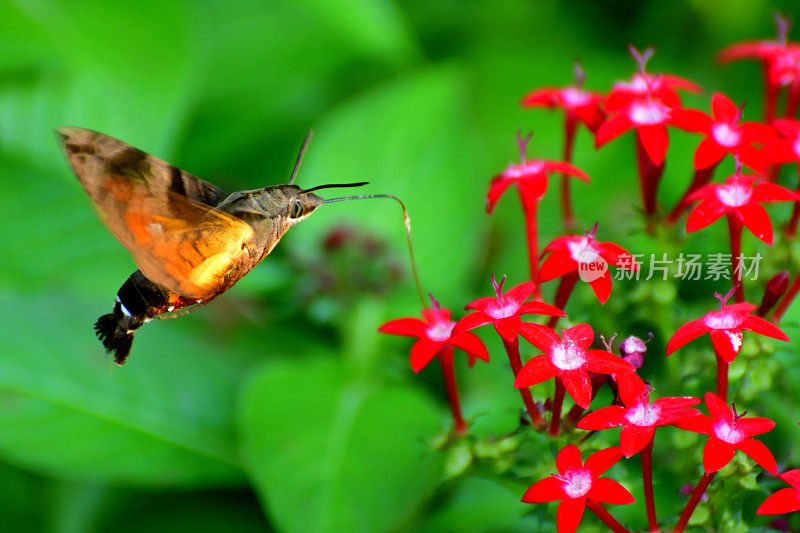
[{"left": 380, "top": 13, "right": 799, "bottom": 532}]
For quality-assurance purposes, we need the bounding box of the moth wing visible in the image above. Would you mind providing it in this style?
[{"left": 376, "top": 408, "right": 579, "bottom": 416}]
[
  {"left": 57, "top": 126, "right": 227, "bottom": 206},
  {"left": 58, "top": 127, "right": 254, "bottom": 298}
]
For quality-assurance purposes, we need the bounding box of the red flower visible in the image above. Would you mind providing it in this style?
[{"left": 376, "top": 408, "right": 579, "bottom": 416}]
[
  {"left": 522, "top": 445, "right": 634, "bottom": 533},
  {"left": 671, "top": 92, "right": 776, "bottom": 174},
  {"left": 486, "top": 158, "right": 589, "bottom": 215},
  {"left": 667, "top": 291, "right": 789, "bottom": 363},
  {"left": 762, "top": 118, "right": 800, "bottom": 164},
  {"left": 515, "top": 324, "right": 634, "bottom": 409},
  {"left": 539, "top": 225, "right": 638, "bottom": 304},
  {"left": 522, "top": 64, "right": 605, "bottom": 132},
  {"left": 677, "top": 392, "right": 777, "bottom": 474},
  {"left": 596, "top": 47, "right": 701, "bottom": 165},
  {"left": 456, "top": 275, "right": 565, "bottom": 341},
  {"left": 379, "top": 299, "right": 489, "bottom": 372},
  {"left": 578, "top": 382, "right": 701, "bottom": 457},
  {"left": 758, "top": 469, "right": 800, "bottom": 515},
  {"left": 685, "top": 172, "right": 796, "bottom": 244}
]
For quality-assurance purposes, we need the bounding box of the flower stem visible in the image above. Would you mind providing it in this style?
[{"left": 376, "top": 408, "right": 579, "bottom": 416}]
[
  {"left": 547, "top": 272, "right": 579, "bottom": 329},
  {"left": 520, "top": 192, "right": 541, "bottom": 297},
  {"left": 716, "top": 351, "right": 729, "bottom": 403},
  {"left": 438, "top": 346, "right": 467, "bottom": 435},
  {"left": 561, "top": 115, "right": 578, "bottom": 231},
  {"left": 641, "top": 437, "right": 660, "bottom": 532},
  {"left": 586, "top": 500, "right": 631, "bottom": 533},
  {"left": 727, "top": 214, "right": 744, "bottom": 303},
  {"left": 549, "top": 377, "right": 566, "bottom": 436},
  {"left": 675, "top": 472, "right": 715, "bottom": 533},
  {"left": 666, "top": 165, "right": 716, "bottom": 225},
  {"left": 635, "top": 136, "right": 666, "bottom": 233},
  {"left": 772, "top": 272, "right": 800, "bottom": 324},
  {"left": 502, "top": 337, "right": 544, "bottom": 427},
  {"left": 786, "top": 80, "right": 800, "bottom": 118}
]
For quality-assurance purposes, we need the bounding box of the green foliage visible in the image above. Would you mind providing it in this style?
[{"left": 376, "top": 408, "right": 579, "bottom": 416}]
[{"left": 1, "top": 0, "right": 799, "bottom": 531}]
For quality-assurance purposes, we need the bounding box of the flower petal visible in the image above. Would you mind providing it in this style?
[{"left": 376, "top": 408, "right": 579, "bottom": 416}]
[
  {"left": 585, "top": 350, "right": 634, "bottom": 374},
  {"left": 694, "top": 137, "right": 727, "bottom": 170},
  {"left": 557, "top": 497, "right": 586, "bottom": 533},
  {"left": 494, "top": 315, "right": 522, "bottom": 341},
  {"left": 504, "top": 281, "right": 536, "bottom": 305},
  {"left": 705, "top": 392, "right": 734, "bottom": 425},
  {"left": 584, "top": 446, "right": 624, "bottom": 477},
  {"left": 737, "top": 438, "right": 777, "bottom": 474},
  {"left": 588, "top": 478, "right": 635, "bottom": 505},
  {"left": 378, "top": 317, "right": 426, "bottom": 337},
  {"left": 542, "top": 161, "right": 591, "bottom": 182},
  {"left": 449, "top": 332, "right": 489, "bottom": 362},
  {"left": 741, "top": 316, "right": 789, "bottom": 341},
  {"left": 782, "top": 470, "right": 800, "bottom": 488},
  {"left": 596, "top": 113, "right": 633, "bottom": 148},
  {"left": 563, "top": 324, "right": 594, "bottom": 348},
  {"left": 562, "top": 370, "right": 593, "bottom": 409},
  {"left": 410, "top": 340, "right": 441, "bottom": 373},
  {"left": 522, "top": 476, "right": 565, "bottom": 503},
  {"left": 751, "top": 182, "right": 797, "bottom": 203},
  {"left": 703, "top": 437, "right": 736, "bottom": 473},
  {"left": 669, "top": 108, "right": 712, "bottom": 133},
  {"left": 453, "top": 311, "right": 493, "bottom": 333},
  {"left": 557, "top": 444, "right": 584, "bottom": 473},
  {"left": 675, "top": 414, "right": 713, "bottom": 435},
  {"left": 737, "top": 417, "right": 776, "bottom": 437},
  {"left": 757, "top": 488, "right": 800, "bottom": 515},
  {"left": 709, "top": 328, "right": 742, "bottom": 363},
  {"left": 519, "top": 323, "right": 561, "bottom": 352},
  {"left": 686, "top": 199, "right": 728, "bottom": 233},
  {"left": 711, "top": 92, "right": 739, "bottom": 121},
  {"left": 539, "top": 250, "right": 578, "bottom": 282},
  {"left": 736, "top": 202, "right": 774, "bottom": 244},
  {"left": 518, "top": 301, "right": 566, "bottom": 317},
  {"left": 514, "top": 355, "right": 559, "bottom": 388},
  {"left": 666, "top": 319, "right": 710, "bottom": 356},
  {"left": 619, "top": 426, "right": 655, "bottom": 457},
  {"left": 638, "top": 125, "right": 669, "bottom": 166},
  {"left": 588, "top": 269, "right": 613, "bottom": 304},
  {"left": 577, "top": 406, "right": 627, "bottom": 430},
  {"left": 486, "top": 176, "right": 514, "bottom": 214}
]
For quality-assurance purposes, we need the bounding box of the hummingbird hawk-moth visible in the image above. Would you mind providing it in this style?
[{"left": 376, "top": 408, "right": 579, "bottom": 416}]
[{"left": 57, "top": 127, "right": 374, "bottom": 365}]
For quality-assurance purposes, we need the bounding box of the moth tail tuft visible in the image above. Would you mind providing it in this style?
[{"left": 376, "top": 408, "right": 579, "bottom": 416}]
[{"left": 94, "top": 314, "right": 134, "bottom": 365}]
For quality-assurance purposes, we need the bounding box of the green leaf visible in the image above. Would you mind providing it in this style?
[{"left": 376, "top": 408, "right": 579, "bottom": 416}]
[
  {"left": 239, "top": 356, "right": 443, "bottom": 533},
  {"left": 0, "top": 291, "right": 244, "bottom": 486}
]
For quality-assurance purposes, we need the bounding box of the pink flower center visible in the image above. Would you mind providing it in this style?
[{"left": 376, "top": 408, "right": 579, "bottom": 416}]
[
  {"left": 505, "top": 160, "right": 544, "bottom": 178},
  {"left": 715, "top": 183, "right": 751, "bottom": 207},
  {"left": 713, "top": 420, "right": 745, "bottom": 444},
  {"left": 621, "top": 335, "right": 646, "bottom": 354},
  {"left": 551, "top": 340, "right": 585, "bottom": 370},
  {"left": 792, "top": 138, "right": 800, "bottom": 159},
  {"left": 486, "top": 301, "right": 519, "bottom": 320},
  {"left": 426, "top": 320, "right": 455, "bottom": 342},
  {"left": 625, "top": 402, "right": 661, "bottom": 427},
  {"left": 560, "top": 470, "right": 593, "bottom": 499},
  {"left": 567, "top": 237, "right": 601, "bottom": 265},
  {"left": 712, "top": 123, "right": 742, "bottom": 147},
  {"left": 561, "top": 87, "right": 591, "bottom": 107},
  {"left": 628, "top": 99, "right": 669, "bottom": 125},
  {"left": 703, "top": 310, "right": 745, "bottom": 331}
]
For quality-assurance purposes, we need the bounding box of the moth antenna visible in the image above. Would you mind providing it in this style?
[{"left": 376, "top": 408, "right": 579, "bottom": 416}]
[
  {"left": 324, "top": 194, "right": 426, "bottom": 308},
  {"left": 288, "top": 130, "right": 313, "bottom": 185}
]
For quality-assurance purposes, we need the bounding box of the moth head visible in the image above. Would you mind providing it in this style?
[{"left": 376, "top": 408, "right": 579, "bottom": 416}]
[{"left": 282, "top": 181, "right": 370, "bottom": 224}]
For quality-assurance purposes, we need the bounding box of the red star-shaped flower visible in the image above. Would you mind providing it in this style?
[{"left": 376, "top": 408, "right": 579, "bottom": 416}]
[
  {"left": 522, "top": 63, "right": 606, "bottom": 132},
  {"left": 671, "top": 92, "right": 776, "bottom": 174},
  {"left": 596, "top": 47, "right": 701, "bottom": 165},
  {"left": 685, "top": 172, "right": 796, "bottom": 244},
  {"left": 486, "top": 157, "right": 589, "bottom": 214},
  {"left": 758, "top": 469, "right": 800, "bottom": 515},
  {"left": 539, "top": 225, "right": 638, "bottom": 304},
  {"left": 578, "top": 382, "right": 701, "bottom": 457},
  {"left": 667, "top": 290, "right": 789, "bottom": 363},
  {"left": 522, "top": 445, "right": 634, "bottom": 533},
  {"left": 515, "top": 324, "right": 634, "bottom": 409},
  {"left": 456, "top": 275, "right": 565, "bottom": 341},
  {"left": 762, "top": 118, "right": 800, "bottom": 164},
  {"left": 379, "top": 298, "right": 489, "bottom": 372},
  {"left": 677, "top": 392, "right": 777, "bottom": 474}
]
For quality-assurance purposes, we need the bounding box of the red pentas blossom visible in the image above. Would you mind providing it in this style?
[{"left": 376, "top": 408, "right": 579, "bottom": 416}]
[
  {"left": 762, "top": 118, "right": 800, "bottom": 164},
  {"left": 667, "top": 290, "right": 789, "bottom": 363},
  {"left": 685, "top": 171, "right": 796, "bottom": 244},
  {"left": 456, "top": 275, "right": 564, "bottom": 341},
  {"left": 521, "top": 63, "right": 605, "bottom": 132},
  {"left": 671, "top": 92, "right": 776, "bottom": 173},
  {"left": 515, "top": 324, "right": 634, "bottom": 409},
  {"left": 596, "top": 46, "right": 701, "bottom": 165},
  {"left": 539, "top": 225, "right": 638, "bottom": 304},
  {"left": 522, "top": 445, "right": 634, "bottom": 533},
  {"left": 758, "top": 469, "right": 800, "bottom": 515},
  {"left": 578, "top": 382, "right": 701, "bottom": 457},
  {"left": 677, "top": 392, "right": 777, "bottom": 474},
  {"left": 379, "top": 297, "right": 488, "bottom": 372}
]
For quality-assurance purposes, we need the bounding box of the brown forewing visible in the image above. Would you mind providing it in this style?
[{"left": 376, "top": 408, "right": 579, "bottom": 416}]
[{"left": 58, "top": 127, "right": 254, "bottom": 299}]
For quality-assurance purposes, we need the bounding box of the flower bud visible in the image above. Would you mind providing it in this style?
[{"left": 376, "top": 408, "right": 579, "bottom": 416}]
[{"left": 757, "top": 271, "right": 791, "bottom": 317}]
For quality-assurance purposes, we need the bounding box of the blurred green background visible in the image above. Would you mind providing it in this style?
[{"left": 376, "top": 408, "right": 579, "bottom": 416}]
[{"left": 2, "top": 0, "right": 800, "bottom": 531}]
